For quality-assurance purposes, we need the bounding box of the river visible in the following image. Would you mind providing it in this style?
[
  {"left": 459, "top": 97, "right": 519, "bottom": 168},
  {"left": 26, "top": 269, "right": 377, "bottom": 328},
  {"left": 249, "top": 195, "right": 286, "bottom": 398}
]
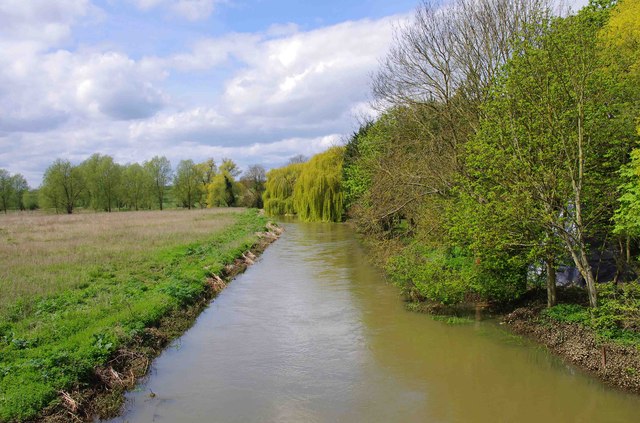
[{"left": 105, "top": 222, "right": 640, "bottom": 422}]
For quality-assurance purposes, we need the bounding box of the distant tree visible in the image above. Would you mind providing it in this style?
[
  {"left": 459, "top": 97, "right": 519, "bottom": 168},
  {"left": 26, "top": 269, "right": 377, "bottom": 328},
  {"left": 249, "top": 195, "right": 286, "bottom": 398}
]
[
  {"left": 240, "top": 164, "right": 266, "bottom": 208},
  {"left": 293, "top": 147, "right": 345, "bottom": 222},
  {"left": 287, "top": 154, "right": 308, "bottom": 165},
  {"left": 121, "top": 163, "right": 151, "bottom": 211},
  {"left": 207, "top": 159, "right": 241, "bottom": 207},
  {"left": 144, "top": 156, "right": 172, "bottom": 210},
  {"left": 219, "top": 158, "right": 241, "bottom": 178},
  {"left": 195, "top": 158, "right": 217, "bottom": 207},
  {"left": 0, "top": 169, "right": 13, "bottom": 213},
  {"left": 11, "top": 174, "right": 29, "bottom": 211},
  {"left": 23, "top": 189, "right": 39, "bottom": 210},
  {"left": 79, "top": 154, "right": 122, "bottom": 212},
  {"left": 40, "top": 159, "right": 85, "bottom": 214},
  {"left": 263, "top": 163, "right": 304, "bottom": 216},
  {"left": 174, "top": 159, "right": 202, "bottom": 209}
]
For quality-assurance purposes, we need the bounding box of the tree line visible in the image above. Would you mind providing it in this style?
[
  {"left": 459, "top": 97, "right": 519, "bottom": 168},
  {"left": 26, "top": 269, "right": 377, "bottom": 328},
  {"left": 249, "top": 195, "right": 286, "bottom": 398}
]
[
  {"left": 1, "top": 155, "right": 267, "bottom": 214},
  {"left": 264, "top": 0, "right": 640, "bottom": 310}
]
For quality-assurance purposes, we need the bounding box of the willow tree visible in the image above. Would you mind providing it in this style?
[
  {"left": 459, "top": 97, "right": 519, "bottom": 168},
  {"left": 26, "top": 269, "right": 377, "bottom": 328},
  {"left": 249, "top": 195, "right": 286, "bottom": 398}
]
[
  {"left": 263, "top": 163, "right": 304, "bottom": 216},
  {"left": 292, "top": 147, "right": 345, "bottom": 222}
]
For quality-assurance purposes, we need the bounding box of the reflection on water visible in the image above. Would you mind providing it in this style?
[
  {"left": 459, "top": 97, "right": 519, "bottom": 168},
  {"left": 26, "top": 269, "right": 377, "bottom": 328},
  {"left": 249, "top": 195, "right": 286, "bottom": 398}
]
[{"left": 105, "top": 222, "right": 640, "bottom": 423}]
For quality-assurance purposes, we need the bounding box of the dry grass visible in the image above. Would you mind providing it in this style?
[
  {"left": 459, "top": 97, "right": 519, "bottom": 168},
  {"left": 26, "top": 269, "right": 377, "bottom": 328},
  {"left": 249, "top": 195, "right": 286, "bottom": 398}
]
[{"left": 0, "top": 208, "right": 244, "bottom": 313}]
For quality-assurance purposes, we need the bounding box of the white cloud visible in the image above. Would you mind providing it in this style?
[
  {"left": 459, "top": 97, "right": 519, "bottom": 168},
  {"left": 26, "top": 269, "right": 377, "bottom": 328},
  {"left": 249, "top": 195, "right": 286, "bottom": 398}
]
[
  {"left": 131, "top": 0, "right": 220, "bottom": 21},
  {"left": 162, "top": 33, "right": 261, "bottom": 71},
  {"left": 0, "top": 0, "right": 96, "bottom": 50}
]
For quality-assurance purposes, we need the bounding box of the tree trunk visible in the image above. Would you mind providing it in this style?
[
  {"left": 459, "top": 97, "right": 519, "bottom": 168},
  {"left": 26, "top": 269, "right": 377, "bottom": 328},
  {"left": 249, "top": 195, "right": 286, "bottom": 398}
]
[
  {"left": 558, "top": 230, "right": 598, "bottom": 307},
  {"left": 580, "top": 248, "right": 598, "bottom": 308},
  {"left": 546, "top": 258, "right": 557, "bottom": 308}
]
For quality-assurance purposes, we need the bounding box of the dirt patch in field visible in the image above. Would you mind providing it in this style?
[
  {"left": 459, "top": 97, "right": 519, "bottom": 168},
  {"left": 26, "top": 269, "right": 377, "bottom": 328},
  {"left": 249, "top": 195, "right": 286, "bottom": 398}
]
[
  {"left": 35, "top": 223, "right": 284, "bottom": 423},
  {"left": 504, "top": 306, "right": 640, "bottom": 394}
]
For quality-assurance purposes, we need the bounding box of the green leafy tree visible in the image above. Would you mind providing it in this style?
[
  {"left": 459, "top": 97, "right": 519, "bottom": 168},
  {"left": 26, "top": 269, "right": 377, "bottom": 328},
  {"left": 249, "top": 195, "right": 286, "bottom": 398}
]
[
  {"left": 607, "top": 0, "right": 640, "bottom": 257},
  {"left": 0, "top": 169, "right": 13, "bottom": 213},
  {"left": 207, "top": 159, "right": 241, "bottom": 207},
  {"left": 458, "top": 4, "right": 632, "bottom": 307},
  {"left": 40, "top": 159, "right": 85, "bottom": 214},
  {"left": 195, "top": 158, "right": 217, "bottom": 207},
  {"left": 79, "top": 154, "right": 122, "bottom": 212},
  {"left": 144, "top": 156, "right": 172, "bottom": 210},
  {"left": 174, "top": 159, "right": 202, "bottom": 209},
  {"left": 121, "top": 163, "right": 152, "bottom": 211},
  {"left": 11, "top": 174, "right": 29, "bottom": 211}
]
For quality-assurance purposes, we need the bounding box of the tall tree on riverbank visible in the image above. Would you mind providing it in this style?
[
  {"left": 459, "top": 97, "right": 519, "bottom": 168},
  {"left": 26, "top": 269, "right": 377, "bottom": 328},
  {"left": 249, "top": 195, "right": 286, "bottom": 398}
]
[
  {"left": 293, "top": 147, "right": 345, "bottom": 222},
  {"left": 457, "top": 3, "right": 636, "bottom": 307},
  {"left": 362, "top": 0, "right": 553, "bottom": 237},
  {"left": 263, "top": 163, "right": 304, "bottom": 216}
]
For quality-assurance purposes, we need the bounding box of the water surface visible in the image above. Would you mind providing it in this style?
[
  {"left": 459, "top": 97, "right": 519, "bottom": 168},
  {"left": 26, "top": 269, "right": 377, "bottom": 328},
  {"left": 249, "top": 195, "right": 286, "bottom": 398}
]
[{"left": 107, "top": 222, "right": 640, "bottom": 422}]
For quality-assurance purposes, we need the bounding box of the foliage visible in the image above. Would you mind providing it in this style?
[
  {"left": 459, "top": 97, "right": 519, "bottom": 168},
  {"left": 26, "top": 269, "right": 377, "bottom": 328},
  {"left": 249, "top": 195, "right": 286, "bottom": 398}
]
[
  {"left": 386, "top": 242, "right": 527, "bottom": 305},
  {"left": 607, "top": 0, "right": 640, "bottom": 237},
  {"left": 342, "top": 120, "right": 376, "bottom": 211},
  {"left": 0, "top": 170, "right": 30, "bottom": 213},
  {"left": 386, "top": 244, "right": 475, "bottom": 305},
  {"left": 144, "top": 156, "right": 173, "bottom": 211},
  {"left": 0, "top": 210, "right": 268, "bottom": 421},
  {"left": 615, "top": 150, "right": 640, "bottom": 236},
  {"left": 173, "top": 159, "right": 203, "bottom": 209},
  {"left": 206, "top": 160, "right": 241, "bottom": 208},
  {"left": 263, "top": 163, "right": 304, "bottom": 216},
  {"left": 79, "top": 154, "right": 122, "bottom": 212},
  {"left": 39, "top": 159, "right": 85, "bottom": 214},
  {"left": 292, "top": 146, "right": 345, "bottom": 222},
  {"left": 195, "top": 158, "right": 217, "bottom": 207},
  {"left": 121, "top": 163, "right": 152, "bottom": 211}
]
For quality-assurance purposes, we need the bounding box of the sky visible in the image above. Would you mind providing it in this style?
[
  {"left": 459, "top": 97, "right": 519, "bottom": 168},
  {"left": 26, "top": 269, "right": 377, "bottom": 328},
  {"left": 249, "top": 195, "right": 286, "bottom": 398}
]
[{"left": 0, "top": 0, "right": 589, "bottom": 186}]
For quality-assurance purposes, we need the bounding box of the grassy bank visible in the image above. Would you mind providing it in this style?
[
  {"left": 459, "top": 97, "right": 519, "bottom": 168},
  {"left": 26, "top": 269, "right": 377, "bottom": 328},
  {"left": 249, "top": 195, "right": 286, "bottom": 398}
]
[{"left": 0, "top": 209, "right": 271, "bottom": 421}]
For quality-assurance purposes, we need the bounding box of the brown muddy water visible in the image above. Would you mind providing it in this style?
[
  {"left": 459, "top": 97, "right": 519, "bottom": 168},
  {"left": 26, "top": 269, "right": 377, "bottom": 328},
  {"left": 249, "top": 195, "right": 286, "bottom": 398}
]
[{"left": 105, "top": 222, "right": 640, "bottom": 423}]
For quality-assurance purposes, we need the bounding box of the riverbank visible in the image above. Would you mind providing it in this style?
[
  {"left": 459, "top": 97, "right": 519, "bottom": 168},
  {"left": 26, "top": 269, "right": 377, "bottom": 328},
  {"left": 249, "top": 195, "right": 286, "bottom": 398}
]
[
  {"left": 353, "top": 231, "right": 640, "bottom": 394},
  {"left": 43, "top": 221, "right": 283, "bottom": 423},
  {"left": 404, "top": 286, "right": 640, "bottom": 395},
  {"left": 504, "top": 304, "right": 640, "bottom": 394},
  {"left": 0, "top": 209, "right": 281, "bottom": 422}
]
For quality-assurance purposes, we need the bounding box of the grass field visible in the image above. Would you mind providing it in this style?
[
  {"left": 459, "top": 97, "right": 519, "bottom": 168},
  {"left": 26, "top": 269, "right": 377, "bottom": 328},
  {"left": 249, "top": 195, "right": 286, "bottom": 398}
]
[{"left": 0, "top": 208, "right": 269, "bottom": 421}]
